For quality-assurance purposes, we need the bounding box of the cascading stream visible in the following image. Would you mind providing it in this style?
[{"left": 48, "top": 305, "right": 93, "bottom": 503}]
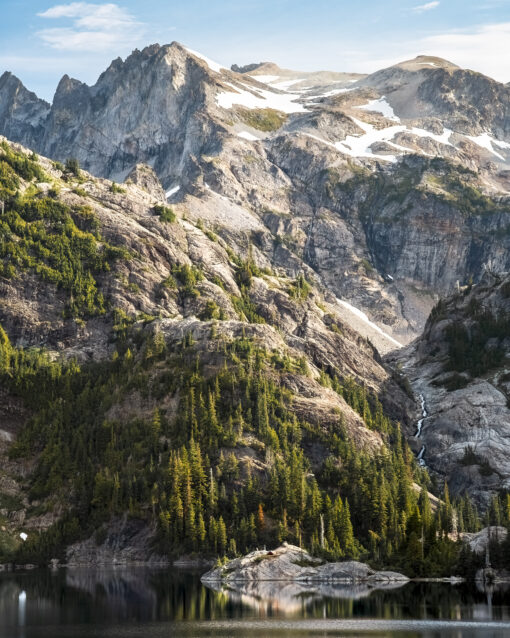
[{"left": 415, "top": 393, "right": 428, "bottom": 467}]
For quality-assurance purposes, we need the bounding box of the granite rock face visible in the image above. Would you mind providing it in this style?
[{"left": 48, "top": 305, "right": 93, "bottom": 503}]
[
  {"left": 65, "top": 517, "right": 169, "bottom": 566},
  {"left": 201, "top": 543, "right": 409, "bottom": 583},
  {"left": 1, "top": 45, "right": 510, "bottom": 343},
  {"left": 390, "top": 273, "right": 510, "bottom": 505},
  {"left": 462, "top": 527, "right": 508, "bottom": 555},
  {"left": 125, "top": 163, "right": 167, "bottom": 201}
]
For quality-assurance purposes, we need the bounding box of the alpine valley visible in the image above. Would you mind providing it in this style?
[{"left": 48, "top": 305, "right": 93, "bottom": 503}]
[{"left": 0, "top": 42, "right": 509, "bottom": 578}]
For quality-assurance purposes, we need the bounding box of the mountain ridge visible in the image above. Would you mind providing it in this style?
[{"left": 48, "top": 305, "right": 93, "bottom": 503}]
[
  {"left": 1, "top": 43, "right": 509, "bottom": 351},
  {"left": 1, "top": 36, "right": 510, "bottom": 570}
]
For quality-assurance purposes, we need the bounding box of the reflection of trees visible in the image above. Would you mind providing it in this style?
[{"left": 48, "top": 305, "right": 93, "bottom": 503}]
[
  {"left": 204, "top": 579, "right": 510, "bottom": 621},
  {"left": 1, "top": 570, "right": 510, "bottom": 628}
]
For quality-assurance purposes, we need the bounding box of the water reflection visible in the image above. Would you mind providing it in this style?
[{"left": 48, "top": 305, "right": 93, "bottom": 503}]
[
  {"left": 205, "top": 578, "right": 408, "bottom": 615},
  {"left": 0, "top": 568, "right": 509, "bottom": 637}
]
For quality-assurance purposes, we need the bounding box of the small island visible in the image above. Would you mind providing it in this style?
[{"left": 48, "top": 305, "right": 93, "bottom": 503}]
[{"left": 201, "top": 543, "right": 409, "bottom": 584}]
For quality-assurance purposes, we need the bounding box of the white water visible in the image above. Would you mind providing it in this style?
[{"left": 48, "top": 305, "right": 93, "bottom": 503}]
[
  {"left": 415, "top": 393, "right": 427, "bottom": 437},
  {"left": 415, "top": 393, "right": 428, "bottom": 467}
]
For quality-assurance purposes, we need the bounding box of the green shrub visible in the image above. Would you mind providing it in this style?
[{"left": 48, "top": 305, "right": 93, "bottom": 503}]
[
  {"left": 154, "top": 204, "right": 176, "bottom": 223},
  {"left": 238, "top": 107, "right": 287, "bottom": 132},
  {"left": 110, "top": 182, "right": 125, "bottom": 194},
  {"left": 65, "top": 158, "right": 81, "bottom": 177}
]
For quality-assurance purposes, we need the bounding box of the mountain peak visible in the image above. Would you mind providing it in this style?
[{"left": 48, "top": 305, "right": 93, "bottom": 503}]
[
  {"left": 393, "top": 55, "right": 460, "bottom": 72},
  {"left": 231, "top": 62, "right": 270, "bottom": 74}
]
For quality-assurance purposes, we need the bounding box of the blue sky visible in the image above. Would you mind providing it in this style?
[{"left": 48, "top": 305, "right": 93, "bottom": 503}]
[{"left": 1, "top": 1, "right": 509, "bottom": 101}]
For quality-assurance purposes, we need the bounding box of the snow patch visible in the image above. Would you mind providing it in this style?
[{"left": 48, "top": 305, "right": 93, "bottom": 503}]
[
  {"left": 250, "top": 74, "right": 280, "bottom": 83},
  {"left": 252, "top": 76, "right": 312, "bottom": 92},
  {"left": 304, "top": 87, "right": 354, "bottom": 101},
  {"left": 311, "top": 118, "right": 403, "bottom": 162},
  {"left": 335, "top": 297, "right": 402, "bottom": 347},
  {"left": 417, "top": 62, "right": 438, "bottom": 68},
  {"left": 166, "top": 185, "right": 180, "bottom": 198},
  {"left": 305, "top": 121, "right": 453, "bottom": 162},
  {"left": 466, "top": 133, "right": 510, "bottom": 161},
  {"left": 237, "top": 131, "right": 259, "bottom": 141},
  {"left": 270, "top": 78, "right": 307, "bottom": 91},
  {"left": 357, "top": 97, "right": 400, "bottom": 122},
  {"left": 216, "top": 81, "right": 307, "bottom": 113},
  {"left": 184, "top": 47, "right": 225, "bottom": 74},
  {"left": 409, "top": 126, "right": 453, "bottom": 146}
]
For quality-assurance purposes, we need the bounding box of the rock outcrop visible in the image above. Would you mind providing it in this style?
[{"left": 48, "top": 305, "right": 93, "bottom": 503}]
[
  {"left": 65, "top": 517, "right": 169, "bottom": 566},
  {"left": 201, "top": 543, "right": 408, "bottom": 583},
  {"left": 389, "top": 273, "right": 510, "bottom": 504},
  {"left": 461, "top": 526, "right": 508, "bottom": 555},
  {"left": 125, "top": 163, "right": 166, "bottom": 201}
]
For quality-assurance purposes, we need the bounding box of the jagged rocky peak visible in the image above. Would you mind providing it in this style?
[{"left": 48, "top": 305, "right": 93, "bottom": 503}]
[
  {"left": 0, "top": 72, "right": 50, "bottom": 146},
  {"left": 231, "top": 62, "right": 269, "bottom": 74},
  {"left": 1, "top": 41, "right": 509, "bottom": 350}
]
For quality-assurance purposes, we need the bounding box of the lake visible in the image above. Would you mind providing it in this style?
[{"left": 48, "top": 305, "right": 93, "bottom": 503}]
[{"left": 1, "top": 567, "right": 510, "bottom": 638}]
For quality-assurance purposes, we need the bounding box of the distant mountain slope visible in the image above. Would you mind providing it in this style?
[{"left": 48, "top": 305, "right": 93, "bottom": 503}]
[
  {"left": 1, "top": 42, "right": 509, "bottom": 344},
  {"left": 0, "top": 137, "right": 424, "bottom": 566}
]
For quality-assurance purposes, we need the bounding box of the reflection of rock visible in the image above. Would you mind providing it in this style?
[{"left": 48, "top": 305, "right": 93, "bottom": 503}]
[
  {"left": 65, "top": 568, "right": 157, "bottom": 614},
  {"left": 201, "top": 543, "right": 408, "bottom": 585},
  {"left": 475, "top": 567, "right": 510, "bottom": 585},
  {"left": 205, "top": 572, "right": 408, "bottom": 616}
]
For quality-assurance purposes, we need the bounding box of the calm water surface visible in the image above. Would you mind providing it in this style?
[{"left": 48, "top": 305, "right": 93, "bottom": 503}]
[{"left": 0, "top": 567, "right": 509, "bottom": 638}]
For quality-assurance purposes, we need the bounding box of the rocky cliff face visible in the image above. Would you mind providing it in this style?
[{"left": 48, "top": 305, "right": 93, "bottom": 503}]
[
  {"left": 1, "top": 42, "right": 510, "bottom": 523},
  {"left": 0, "top": 72, "right": 49, "bottom": 150},
  {"left": 389, "top": 272, "right": 510, "bottom": 506},
  {"left": 1, "top": 45, "right": 509, "bottom": 343},
  {"left": 0, "top": 138, "right": 413, "bottom": 547}
]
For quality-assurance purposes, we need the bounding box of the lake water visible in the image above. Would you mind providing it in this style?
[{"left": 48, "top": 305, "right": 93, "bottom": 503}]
[{"left": 1, "top": 567, "right": 510, "bottom": 638}]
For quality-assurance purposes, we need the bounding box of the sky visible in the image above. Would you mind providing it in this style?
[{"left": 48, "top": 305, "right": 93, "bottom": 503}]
[{"left": 1, "top": 0, "right": 509, "bottom": 101}]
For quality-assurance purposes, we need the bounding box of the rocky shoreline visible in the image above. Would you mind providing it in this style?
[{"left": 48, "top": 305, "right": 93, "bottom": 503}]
[{"left": 201, "top": 543, "right": 409, "bottom": 584}]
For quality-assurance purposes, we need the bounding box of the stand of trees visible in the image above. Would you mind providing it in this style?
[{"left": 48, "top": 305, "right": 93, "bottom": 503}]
[{"left": 2, "top": 321, "right": 506, "bottom": 576}]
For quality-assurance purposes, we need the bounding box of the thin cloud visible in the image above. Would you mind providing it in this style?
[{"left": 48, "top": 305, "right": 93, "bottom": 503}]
[
  {"left": 37, "top": 2, "right": 145, "bottom": 51},
  {"left": 311, "top": 21, "right": 509, "bottom": 84},
  {"left": 419, "top": 21, "right": 510, "bottom": 82},
  {"left": 412, "top": 2, "right": 440, "bottom": 12}
]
